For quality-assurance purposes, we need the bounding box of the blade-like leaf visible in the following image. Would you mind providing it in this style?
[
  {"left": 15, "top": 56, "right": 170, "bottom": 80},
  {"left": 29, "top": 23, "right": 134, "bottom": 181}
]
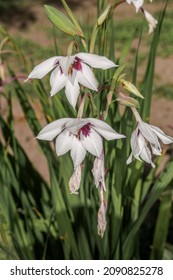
[{"left": 123, "top": 161, "right": 173, "bottom": 259}]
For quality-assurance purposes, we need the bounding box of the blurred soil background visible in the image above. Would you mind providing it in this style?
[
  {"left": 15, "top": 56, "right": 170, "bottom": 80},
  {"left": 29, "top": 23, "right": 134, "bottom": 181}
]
[{"left": 0, "top": 0, "right": 173, "bottom": 181}]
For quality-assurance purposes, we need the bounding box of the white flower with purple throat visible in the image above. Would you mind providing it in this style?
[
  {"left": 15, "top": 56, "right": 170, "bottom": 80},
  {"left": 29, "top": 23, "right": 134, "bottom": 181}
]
[
  {"left": 36, "top": 117, "right": 125, "bottom": 193},
  {"left": 25, "top": 53, "right": 117, "bottom": 109}
]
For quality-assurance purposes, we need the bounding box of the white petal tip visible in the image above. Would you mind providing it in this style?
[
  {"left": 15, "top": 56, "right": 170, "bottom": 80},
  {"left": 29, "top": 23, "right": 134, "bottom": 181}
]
[
  {"left": 50, "top": 90, "right": 56, "bottom": 97},
  {"left": 93, "top": 87, "right": 98, "bottom": 92},
  {"left": 35, "top": 136, "right": 41, "bottom": 140},
  {"left": 109, "top": 62, "right": 118, "bottom": 69},
  {"left": 71, "top": 104, "right": 77, "bottom": 111},
  {"left": 118, "top": 134, "right": 126, "bottom": 139},
  {"left": 70, "top": 191, "right": 79, "bottom": 195}
]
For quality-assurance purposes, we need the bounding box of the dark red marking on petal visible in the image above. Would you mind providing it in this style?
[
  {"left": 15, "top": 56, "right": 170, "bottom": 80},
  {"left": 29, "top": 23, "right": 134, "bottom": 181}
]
[
  {"left": 72, "top": 57, "right": 82, "bottom": 71},
  {"left": 59, "top": 66, "right": 63, "bottom": 74},
  {"left": 137, "top": 125, "right": 140, "bottom": 137},
  {"left": 54, "top": 60, "right": 59, "bottom": 67},
  {"left": 81, "top": 123, "right": 91, "bottom": 137},
  {"left": 53, "top": 60, "right": 63, "bottom": 74}
]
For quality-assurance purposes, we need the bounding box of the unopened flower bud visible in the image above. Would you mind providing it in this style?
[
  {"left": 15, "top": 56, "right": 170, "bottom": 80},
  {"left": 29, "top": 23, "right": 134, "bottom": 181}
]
[
  {"left": 120, "top": 78, "right": 144, "bottom": 99},
  {"left": 69, "top": 165, "right": 82, "bottom": 194},
  {"left": 92, "top": 151, "right": 106, "bottom": 191},
  {"left": 143, "top": 9, "right": 158, "bottom": 33},
  {"left": 116, "top": 93, "right": 140, "bottom": 108},
  {"left": 97, "top": 200, "right": 107, "bottom": 238},
  {"left": 97, "top": 6, "right": 111, "bottom": 26}
]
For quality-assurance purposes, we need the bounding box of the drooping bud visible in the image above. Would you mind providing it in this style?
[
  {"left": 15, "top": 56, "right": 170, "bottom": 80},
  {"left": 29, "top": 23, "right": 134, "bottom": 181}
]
[
  {"left": 116, "top": 92, "right": 140, "bottom": 108},
  {"left": 97, "top": 201, "right": 107, "bottom": 238},
  {"left": 97, "top": 186, "right": 107, "bottom": 238},
  {"left": 69, "top": 165, "right": 82, "bottom": 194},
  {"left": 119, "top": 78, "right": 144, "bottom": 99},
  {"left": 143, "top": 9, "right": 158, "bottom": 33},
  {"left": 92, "top": 150, "right": 106, "bottom": 191}
]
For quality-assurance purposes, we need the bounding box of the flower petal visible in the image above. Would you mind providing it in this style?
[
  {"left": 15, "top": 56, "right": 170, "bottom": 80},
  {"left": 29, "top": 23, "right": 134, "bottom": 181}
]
[
  {"left": 68, "top": 68, "right": 78, "bottom": 85},
  {"left": 55, "top": 129, "right": 73, "bottom": 156},
  {"left": 59, "top": 56, "right": 74, "bottom": 75},
  {"left": 140, "top": 145, "right": 155, "bottom": 168},
  {"left": 150, "top": 125, "right": 173, "bottom": 144},
  {"left": 126, "top": 151, "right": 133, "bottom": 165},
  {"left": 65, "top": 80, "right": 80, "bottom": 109},
  {"left": 70, "top": 137, "right": 86, "bottom": 169},
  {"left": 126, "top": 0, "right": 144, "bottom": 12},
  {"left": 88, "top": 118, "right": 125, "bottom": 140},
  {"left": 50, "top": 67, "right": 67, "bottom": 96},
  {"left": 36, "top": 118, "right": 71, "bottom": 141},
  {"left": 139, "top": 122, "right": 159, "bottom": 145},
  {"left": 77, "top": 53, "right": 117, "bottom": 69},
  {"left": 135, "top": 131, "right": 146, "bottom": 156},
  {"left": 26, "top": 57, "right": 61, "bottom": 80},
  {"left": 150, "top": 143, "right": 162, "bottom": 156},
  {"left": 76, "top": 63, "right": 98, "bottom": 91},
  {"left": 143, "top": 9, "right": 158, "bottom": 33},
  {"left": 80, "top": 128, "right": 103, "bottom": 157},
  {"left": 65, "top": 118, "right": 88, "bottom": 134},
  {"left": 127, "top": 130, "right": 145, "bottom": 164}
]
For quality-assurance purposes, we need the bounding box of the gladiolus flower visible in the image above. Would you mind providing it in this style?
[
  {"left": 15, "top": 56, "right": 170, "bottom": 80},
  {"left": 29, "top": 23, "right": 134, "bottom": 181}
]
[
  {"left": 126, "top": 0, "right": 144, "bottom": 12},
  {"left": 37, "top": 117, "right": 125, "bottom": 169},
  {"left": 25, "top": 53, "right": 117, "bottom": 109},
  {"left": 37, "top": 117, "right": 125, "bottom": 193},
  {"left": 127, "top": 108, "right": 173, "bottom": 167},
  {"left": 126, "top": 0, "right": 157, "bottom": 33},
  {"left": 143, "top": 9, "right": 158, "bottom": 33}
]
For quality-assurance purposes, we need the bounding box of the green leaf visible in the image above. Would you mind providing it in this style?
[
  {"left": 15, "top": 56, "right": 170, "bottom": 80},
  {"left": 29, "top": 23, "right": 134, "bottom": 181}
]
[
  {"left": 150, "top": 190, "right": 172, "bottom": 260},
  {"left": 48, "top": 159, "right": 79, "bottom": 259},
  {"left": 123, "top": 161, "right": 173, "bottom": 259},
  {"left": 44, "top": 5, "right": 82, "bottom": 36},
  {"left": 141, "top": 0, "right": 168, "bottom": 120}
]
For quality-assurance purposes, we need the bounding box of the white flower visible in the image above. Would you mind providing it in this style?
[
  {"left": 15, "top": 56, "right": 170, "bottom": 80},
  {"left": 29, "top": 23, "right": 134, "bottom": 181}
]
[
  {"left": 143, "top": 9, "right": 158, "bottom": 33},
  {"left": 126, "top": 0, "right": 153, "bottom": 12},
  {"left": 36, "top": 117, "right": 125, "bottom": 169},
  {"left": 92, "top": 150, "right": 106, "bottom": 191},
  {"left": 126, "top": 0, "right": 144, "bottom": 12},
  {"left": 127, "top": 109, "right": 173, "bottom": 167},
  {"left": 25, "top": 53, "right": 117, "bottom": 109},
  {"left": 126, "top": 0, "right": 157, "bottom": 33}
]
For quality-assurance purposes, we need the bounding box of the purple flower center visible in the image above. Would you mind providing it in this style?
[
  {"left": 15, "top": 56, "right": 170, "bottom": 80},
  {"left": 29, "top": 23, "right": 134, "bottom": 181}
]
[
  {"left": 72, "top": 57, "right": 82, "bottom": 71},
  {"left": 81, "top": 123, "right": 91, "bottom": 137}
]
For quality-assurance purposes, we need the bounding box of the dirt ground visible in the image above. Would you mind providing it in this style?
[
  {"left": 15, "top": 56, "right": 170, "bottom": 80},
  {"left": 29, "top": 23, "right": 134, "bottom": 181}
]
[{"left": 1, "top": 0, "right": 173, "bottom": 181}]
